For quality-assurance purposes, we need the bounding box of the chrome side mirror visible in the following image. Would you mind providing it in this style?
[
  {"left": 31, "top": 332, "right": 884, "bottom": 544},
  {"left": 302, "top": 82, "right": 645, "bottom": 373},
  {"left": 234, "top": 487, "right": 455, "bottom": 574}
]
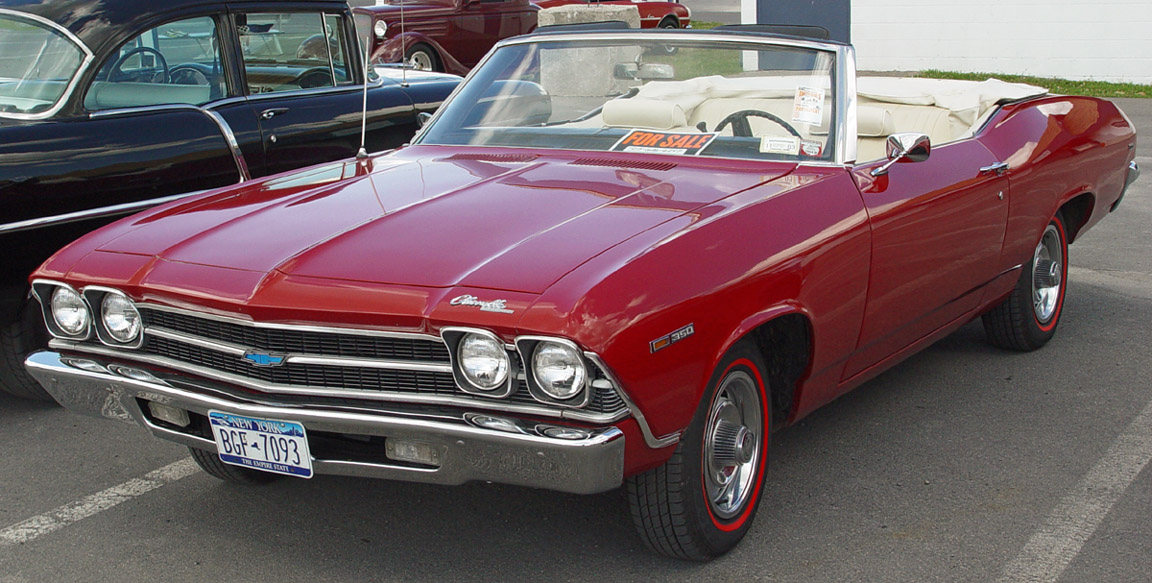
[
  {"left": 416, "top": 111, "right": 432, "bottom": 128},
  {"left": 870, "top": 132, "right": 931, "bottom": 177}
]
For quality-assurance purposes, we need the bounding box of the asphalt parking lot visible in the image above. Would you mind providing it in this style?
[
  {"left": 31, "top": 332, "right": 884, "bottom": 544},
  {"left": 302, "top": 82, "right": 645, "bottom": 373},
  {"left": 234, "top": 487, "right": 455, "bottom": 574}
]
[{"left": 1, "top": 99, "right": 1148, "bottom": 581}]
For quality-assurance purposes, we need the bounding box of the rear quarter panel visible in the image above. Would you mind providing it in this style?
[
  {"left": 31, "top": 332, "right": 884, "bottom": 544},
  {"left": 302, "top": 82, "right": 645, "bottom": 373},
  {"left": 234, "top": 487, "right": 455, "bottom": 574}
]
[
  {"left": 978, "top": 96, "right": 1137, "bottom": 273},
  {"left": 520, "top": 167, "right": 871, "bottom": 443}
]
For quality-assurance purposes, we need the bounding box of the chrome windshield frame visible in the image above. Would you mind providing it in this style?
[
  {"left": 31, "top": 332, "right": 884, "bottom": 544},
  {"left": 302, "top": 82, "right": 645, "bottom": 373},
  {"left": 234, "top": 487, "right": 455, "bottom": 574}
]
[
  {"left": 413, "top": 30, "right": 858, "bottom": 166},
  {"left": 0, "top": 8, "right": 95, "bottom": 121}
]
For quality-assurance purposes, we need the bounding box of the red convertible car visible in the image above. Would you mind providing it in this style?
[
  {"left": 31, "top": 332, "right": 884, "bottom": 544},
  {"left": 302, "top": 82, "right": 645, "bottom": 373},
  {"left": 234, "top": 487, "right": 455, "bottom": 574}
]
[
  {"left": 534, "top": 0, "right": 690, "bottom": 29},
  {"left": 26, "top": 29, "right": 1139, "bottom": 560}
]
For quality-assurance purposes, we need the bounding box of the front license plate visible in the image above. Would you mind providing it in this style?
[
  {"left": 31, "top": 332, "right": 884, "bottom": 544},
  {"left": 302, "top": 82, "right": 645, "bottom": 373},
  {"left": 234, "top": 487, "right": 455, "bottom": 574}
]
[{"left": 208, "top": 411, "right": 313, "bottom": 478}]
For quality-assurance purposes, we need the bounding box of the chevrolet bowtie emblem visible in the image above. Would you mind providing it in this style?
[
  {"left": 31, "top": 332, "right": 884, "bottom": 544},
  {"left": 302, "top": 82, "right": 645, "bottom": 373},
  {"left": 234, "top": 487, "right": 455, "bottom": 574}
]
[{"left": 242, "top": 351, "right": 287, "bottom": 367}]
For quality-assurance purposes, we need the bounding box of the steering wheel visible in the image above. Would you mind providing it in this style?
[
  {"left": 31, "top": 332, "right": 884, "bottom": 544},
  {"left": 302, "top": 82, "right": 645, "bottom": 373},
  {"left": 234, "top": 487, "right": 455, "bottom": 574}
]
[
  {"left": 109, "top": 46, "right": 169, "bottom": 83},
  {"left": 169, "top": 66, "right": 209, "bottom": 86},
  {"left": 713, "top": 109, "right": 802, "bottom": 139}
]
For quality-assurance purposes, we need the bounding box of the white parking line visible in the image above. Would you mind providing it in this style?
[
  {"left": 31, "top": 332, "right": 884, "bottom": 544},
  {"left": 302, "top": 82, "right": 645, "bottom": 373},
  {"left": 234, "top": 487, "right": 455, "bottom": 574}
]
[
  {"left": 0, "top": 458, "right": 197, "bottom": 547},
  {"left": 997, "top": 398, "right": 1152, "bottom": 583}
]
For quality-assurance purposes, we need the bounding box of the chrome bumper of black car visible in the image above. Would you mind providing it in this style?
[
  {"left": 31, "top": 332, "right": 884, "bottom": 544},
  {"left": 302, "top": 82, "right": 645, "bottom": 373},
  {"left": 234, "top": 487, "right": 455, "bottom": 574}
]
[{"left": 25, "top": 350, "right": 625, "bottom": 494}]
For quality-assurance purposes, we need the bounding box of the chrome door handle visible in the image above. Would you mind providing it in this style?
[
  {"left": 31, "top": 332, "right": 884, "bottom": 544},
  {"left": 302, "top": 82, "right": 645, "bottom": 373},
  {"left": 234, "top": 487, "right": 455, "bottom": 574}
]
[
  {"left": 260, "top": 107, "right": 289, "bottom": 120},
  {"left": 980, "top": 161, "right": 1010, "bottom": 175}
]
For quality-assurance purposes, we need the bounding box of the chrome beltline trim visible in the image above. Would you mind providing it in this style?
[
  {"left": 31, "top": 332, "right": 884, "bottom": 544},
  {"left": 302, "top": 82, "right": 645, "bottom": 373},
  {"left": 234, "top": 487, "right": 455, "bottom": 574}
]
[
  {"left": 585, "top": 354, "right": 681, "bottom": 449},
  {"left": 138, "top": 303, "right": 443, "bottom": 342},
  {"left": 49, "top": 339, "right": 629, "bottom": 424},
  {"left": 0, "top": 191, "right": 206, "bottom": 235},
  {"left": 89, "top": 103, "right": 203, "bottom": 118}
]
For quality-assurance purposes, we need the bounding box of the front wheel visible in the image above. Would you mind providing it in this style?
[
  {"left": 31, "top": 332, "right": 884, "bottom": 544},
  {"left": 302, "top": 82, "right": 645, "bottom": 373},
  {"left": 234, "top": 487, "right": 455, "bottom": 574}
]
[
  {"left": 983, "top": 211, "right": 1069, "bottom": 350},
  {"left": 627, "top": 342, "right": 770, "bottom": 560},
  {"left": 189, "top": 447, "right": 278, "bottom": 485},
  {"left": 0, "top": 300, "right": 54, "bottom": 401},
  {"left": 405, "top": 44, "right": 440, "bottom": 72}
]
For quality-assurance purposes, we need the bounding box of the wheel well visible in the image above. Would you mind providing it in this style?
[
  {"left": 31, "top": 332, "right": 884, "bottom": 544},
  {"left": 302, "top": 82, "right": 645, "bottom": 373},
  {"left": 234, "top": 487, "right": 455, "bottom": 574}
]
[
  {"left": 1060, "top": 192, "right": 1095, "bottom": 243},
  {"left": 658, "top": 16, "right": 679, "bottom": 28},
  {"left": 746, "top": 313, "right": 811, "bottom": 429}
]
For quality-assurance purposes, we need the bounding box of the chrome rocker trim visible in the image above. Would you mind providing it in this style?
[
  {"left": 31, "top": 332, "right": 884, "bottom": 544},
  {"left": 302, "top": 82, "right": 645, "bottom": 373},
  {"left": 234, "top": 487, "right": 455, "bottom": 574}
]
[{"left": 26, "top": 350, "right": 625, "bottom": 495}]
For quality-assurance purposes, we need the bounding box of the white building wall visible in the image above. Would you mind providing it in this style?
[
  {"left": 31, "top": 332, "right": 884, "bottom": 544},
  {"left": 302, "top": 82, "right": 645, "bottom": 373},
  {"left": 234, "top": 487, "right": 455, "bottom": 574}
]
[{"left": 851, "top": 0, "right": 1152, "bottom": 84}]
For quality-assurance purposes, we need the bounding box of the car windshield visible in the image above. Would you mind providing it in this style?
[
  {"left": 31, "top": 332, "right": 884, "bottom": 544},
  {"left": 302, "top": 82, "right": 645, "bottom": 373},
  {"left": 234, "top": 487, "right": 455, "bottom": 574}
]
[
  {"left": 417, "top": 36, "right": 838, "bottom": 162},
  {"left": 0, "top": 14, "right": 87, "bottom": 117}
]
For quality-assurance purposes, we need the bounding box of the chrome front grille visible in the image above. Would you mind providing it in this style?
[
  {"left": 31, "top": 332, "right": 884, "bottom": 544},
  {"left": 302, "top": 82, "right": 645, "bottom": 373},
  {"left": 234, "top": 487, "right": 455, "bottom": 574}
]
[
  {"left": 142, "top": 309, "right": 449, "bottom": 362},
  {"left": 144, "top": 335, "right": 460, "bottom": 394},
  {"left": 131, "top": 307, "right": 628, "bottom": 418}
]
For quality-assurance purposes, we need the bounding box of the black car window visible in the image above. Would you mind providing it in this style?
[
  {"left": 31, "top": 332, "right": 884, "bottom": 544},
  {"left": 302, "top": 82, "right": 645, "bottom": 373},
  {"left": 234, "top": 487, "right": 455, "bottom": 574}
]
[
  {"left": 84, "top": 16, "right": 223, "bottom": 111},
  {"left": 238, "top": 12, "right": 353, "bottom": 95}
]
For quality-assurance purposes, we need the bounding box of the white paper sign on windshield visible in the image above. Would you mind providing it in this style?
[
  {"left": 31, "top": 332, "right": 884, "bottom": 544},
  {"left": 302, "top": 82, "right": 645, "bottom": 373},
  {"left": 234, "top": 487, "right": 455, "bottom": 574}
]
[{"left": 792, "top": 86, "right": 825, "bottom": 125}]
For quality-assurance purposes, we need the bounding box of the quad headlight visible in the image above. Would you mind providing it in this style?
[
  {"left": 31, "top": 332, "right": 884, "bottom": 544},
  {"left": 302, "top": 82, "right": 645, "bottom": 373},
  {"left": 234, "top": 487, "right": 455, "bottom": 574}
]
[
  {"left": 442, "top": 329, "right": 600, "bottom": 407},
  {"left": 101, "top": 293, "right": 141, "bottom": 344},
  {"left": 531, "top": 341, "right": 587, "bottom": 401},
  {"left": 50, "top": 287, "right": 90, "bottom": 336},
  {"left": 457, "top": 332, "right": 510, "bottom": 391}
]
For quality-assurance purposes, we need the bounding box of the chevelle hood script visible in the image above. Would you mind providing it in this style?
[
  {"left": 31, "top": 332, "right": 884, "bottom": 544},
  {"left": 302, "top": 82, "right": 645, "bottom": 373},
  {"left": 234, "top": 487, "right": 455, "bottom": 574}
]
[{"left": 86, "top": 148, "right": 792, "bottom": 295}]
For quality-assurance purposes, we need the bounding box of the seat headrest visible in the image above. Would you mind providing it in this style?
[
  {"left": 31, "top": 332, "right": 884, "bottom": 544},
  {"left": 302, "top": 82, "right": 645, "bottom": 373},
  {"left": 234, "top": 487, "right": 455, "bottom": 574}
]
[
  {"left": 857, "top": 104, "right": 895, "bottom": 137},
  {"left": 602, "top": 98, "right": 688, "bottom": 130}
]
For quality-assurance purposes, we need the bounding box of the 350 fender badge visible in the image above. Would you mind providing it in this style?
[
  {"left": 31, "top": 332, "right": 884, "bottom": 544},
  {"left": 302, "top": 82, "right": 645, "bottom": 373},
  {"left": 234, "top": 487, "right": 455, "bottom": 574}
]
[
  {"left": 650, "top": 324, "right": 695, "bottom": 353},
  {"left": 450, "top": 294, "right": 514, "bottom": 314},
  {"left": 242, "top": 351, "right": 287, "bottom": 367}
]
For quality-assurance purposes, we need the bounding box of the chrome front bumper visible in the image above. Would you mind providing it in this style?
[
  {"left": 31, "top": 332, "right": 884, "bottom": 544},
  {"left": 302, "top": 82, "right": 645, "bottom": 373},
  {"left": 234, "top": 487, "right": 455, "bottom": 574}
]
[
  {"left": 1115, "top": 159, "right": 1140, "bottom": 211},
  {"left": 26, "top": 350, "right": 625, "bottom": 494}
]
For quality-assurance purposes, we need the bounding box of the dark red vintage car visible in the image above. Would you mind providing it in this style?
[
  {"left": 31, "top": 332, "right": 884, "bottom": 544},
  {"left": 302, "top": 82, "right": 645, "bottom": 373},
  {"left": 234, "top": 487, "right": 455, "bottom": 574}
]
[
  {"left": 26, "top": 29, "right": 1139, "bottom": 559},
  {"left": 353, "top": 0, "right": 538, "bottom": 75},
  {"left": 534, "top": 0, "right": 690, "bottom": 29}
]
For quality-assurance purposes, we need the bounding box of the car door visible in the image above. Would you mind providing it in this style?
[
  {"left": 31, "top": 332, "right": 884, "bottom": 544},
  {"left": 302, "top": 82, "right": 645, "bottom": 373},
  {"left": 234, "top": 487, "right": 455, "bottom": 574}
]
[
  {"left": 843, "top": 137, "right": 1010, "bottom": 380},
  {"left": 67, "top": 14, "right": 249, "bottom": 208},
  {"left": 229, "top": 9, "right": 419, "bottom": 177}
]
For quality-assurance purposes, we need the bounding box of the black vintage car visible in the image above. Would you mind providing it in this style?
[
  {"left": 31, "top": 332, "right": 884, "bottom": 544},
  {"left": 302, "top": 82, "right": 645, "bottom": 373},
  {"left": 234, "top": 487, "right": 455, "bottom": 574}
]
[{"left": 0, "top": 0, "right": 460, "bottom": 399}]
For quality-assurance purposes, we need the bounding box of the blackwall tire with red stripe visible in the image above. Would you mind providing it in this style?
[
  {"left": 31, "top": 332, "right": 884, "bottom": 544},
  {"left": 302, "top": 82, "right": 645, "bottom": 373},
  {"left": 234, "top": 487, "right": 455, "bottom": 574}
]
[
  {"left": 982, "top": 211, "right": 1069, "bottom": 351},
  {"left": 626, "top": 341, "right": 770, "bottom": 561}
]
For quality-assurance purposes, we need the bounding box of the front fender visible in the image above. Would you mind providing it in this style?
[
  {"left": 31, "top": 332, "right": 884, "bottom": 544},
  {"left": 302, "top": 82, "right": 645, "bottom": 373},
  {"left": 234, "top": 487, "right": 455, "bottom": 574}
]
[{"left": 372, "top": 34, "right": 469, "bottom": 76}]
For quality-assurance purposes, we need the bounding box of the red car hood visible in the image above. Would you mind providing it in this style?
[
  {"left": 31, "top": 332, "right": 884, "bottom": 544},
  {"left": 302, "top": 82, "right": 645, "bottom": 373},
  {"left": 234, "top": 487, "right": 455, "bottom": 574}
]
[{"left": 88, "top": 148, "right": 791, "bottom": 296}]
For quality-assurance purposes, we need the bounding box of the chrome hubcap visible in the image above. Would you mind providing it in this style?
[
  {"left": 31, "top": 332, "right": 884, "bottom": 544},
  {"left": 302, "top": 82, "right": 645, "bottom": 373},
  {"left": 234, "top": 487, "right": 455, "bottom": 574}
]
[
  {"left": 1032, "top": 224, "right": 1063, "bottom": 323},
  {"left": 703, "top": 370, "right": 762, "bottom": 519},
  {"left": 408, "top": 51, "right": 433, "bottom": 71}
]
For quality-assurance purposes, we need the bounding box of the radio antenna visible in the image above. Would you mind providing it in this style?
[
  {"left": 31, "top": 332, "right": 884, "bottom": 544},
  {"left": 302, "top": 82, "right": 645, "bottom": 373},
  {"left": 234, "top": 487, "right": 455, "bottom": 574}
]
[
  {"left": 400, "top": 0, "right": 408, "bottom": 87},
  {"left": 356, "top": 31, "right": 371, "bottom": 161}
]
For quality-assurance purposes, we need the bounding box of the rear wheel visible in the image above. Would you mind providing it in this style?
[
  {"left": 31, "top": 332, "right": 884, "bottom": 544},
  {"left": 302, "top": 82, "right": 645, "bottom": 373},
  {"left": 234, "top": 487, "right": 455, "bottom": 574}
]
[
  {"left": 189, "top": 447, "right": 278, "bottom": 485},
  {"left": 0, "top": 300, "right": 54, "bottom": 401},
  {"left": 983, "top": 211, "right": 1069, "bottom": 350},
  {"left": 405, "top": 44, "right": 440, "bottom": 72},
  {"left": 627, "top": 342, "right": 770, "bottom": 560}
]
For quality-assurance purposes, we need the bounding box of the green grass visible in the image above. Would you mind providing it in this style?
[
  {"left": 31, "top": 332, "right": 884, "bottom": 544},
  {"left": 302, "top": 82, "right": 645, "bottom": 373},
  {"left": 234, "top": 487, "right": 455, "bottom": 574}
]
[
  {"left": 647, "top": 47, "right": 743, "bottom": 78},
  {"left": 691, "top": 21, "right": 725, "bottom": 30},
  {"left": 916, "top": 69, "right": 1151, "bottom": 99}
]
